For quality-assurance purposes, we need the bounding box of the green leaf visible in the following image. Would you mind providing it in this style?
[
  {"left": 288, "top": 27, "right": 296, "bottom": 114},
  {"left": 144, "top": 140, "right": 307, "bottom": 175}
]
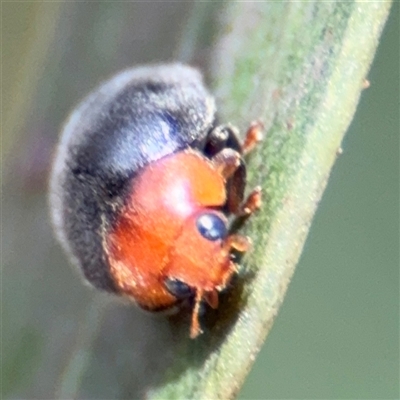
[{"left": 148, "top": 2, "right": 392, "bottom": 399}]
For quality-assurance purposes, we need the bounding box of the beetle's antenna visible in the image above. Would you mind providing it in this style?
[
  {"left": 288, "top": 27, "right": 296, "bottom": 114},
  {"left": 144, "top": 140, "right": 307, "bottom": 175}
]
[{"left": 190, "top": 289, "right": 204, "bottom": 339}]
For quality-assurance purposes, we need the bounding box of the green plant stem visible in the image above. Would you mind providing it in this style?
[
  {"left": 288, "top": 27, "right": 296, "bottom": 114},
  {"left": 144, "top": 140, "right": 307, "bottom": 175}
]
[{"left": 148, "top": 2, "right": 392, "bottom": 399}]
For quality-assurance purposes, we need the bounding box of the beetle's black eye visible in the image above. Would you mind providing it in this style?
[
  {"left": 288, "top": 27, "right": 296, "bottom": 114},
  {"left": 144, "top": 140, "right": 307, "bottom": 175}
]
[
  {"left": 164, "top": 278, "right": 193, "bottom": 299},
  {"left": 196, "top": 213, "right": 227, "bottom": 241}
]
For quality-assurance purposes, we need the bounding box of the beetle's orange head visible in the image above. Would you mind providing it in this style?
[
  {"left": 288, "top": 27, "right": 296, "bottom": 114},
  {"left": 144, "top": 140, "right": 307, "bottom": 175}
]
[{"left": 163, "top": 210, "right": 236, "bottom": 338}]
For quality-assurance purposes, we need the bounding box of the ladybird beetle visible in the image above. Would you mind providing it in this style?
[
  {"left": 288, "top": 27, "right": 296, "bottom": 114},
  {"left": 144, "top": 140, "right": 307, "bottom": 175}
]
[{"left": 49, "top": 64, "right": 262, "bottom": 338}]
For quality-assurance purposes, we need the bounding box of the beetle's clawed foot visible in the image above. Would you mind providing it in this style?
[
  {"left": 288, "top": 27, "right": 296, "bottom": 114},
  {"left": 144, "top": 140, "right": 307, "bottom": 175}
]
[
  {"left": 242, "top": 121, "right": 264, "bottom": 155},
  {"left": 239, "top": 186, "right": 262, "bottom": 216}
]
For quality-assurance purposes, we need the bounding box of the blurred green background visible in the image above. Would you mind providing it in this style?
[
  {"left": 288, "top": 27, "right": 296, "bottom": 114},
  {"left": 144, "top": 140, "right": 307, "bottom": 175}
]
[{"left": 3, "top": 2, "right": 398, "bottom": 399}]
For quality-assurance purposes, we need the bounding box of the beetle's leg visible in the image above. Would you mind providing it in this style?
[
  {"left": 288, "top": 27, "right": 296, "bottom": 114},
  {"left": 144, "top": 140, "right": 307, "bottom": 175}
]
[
  {"left": 205, "top": 124, "right": 242, "bottom": 156},
  {"left": 206, "top": 121, "right": 263, "bottom": 156},
  {"left": 238, "top": 186, "right": 262, "bottom": 216},
  {"left": 190, "top": 234, "right": 251, "bottom": 339},
  {"left": 232, "top": 121, "right": 263, "bottom": 215},
  {"left": 225, "top": 233, "right": 251, "bottom": 253},
  {"left": 204, "top": 234, "right": 250, "bottom": 307},
  {"left": 223, "top": 170, "right": 262, "bottom": 217},
  {"left": 211, "top": 148, "right": 246, "bottom": 214},
  {"left": 211, "top": 148, "right": 241, "bottom": 179},
  {"left": 241, "top": 121, "right": 264, "bottom": 155},
  {"left": 210, "top": 122, "right": 263, "bottom": 215},
  {"left": 190, "top": 289, "right": 204, "bottom": 338},
  {"left": 228, "top": 187, "right": 262, "bottom": 234}
]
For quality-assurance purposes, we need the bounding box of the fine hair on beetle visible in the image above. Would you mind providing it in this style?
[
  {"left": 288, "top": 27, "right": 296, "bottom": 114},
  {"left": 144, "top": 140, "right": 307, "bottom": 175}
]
[{"left": 49, "top": 63, "right": 262, "bottom": 338}]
